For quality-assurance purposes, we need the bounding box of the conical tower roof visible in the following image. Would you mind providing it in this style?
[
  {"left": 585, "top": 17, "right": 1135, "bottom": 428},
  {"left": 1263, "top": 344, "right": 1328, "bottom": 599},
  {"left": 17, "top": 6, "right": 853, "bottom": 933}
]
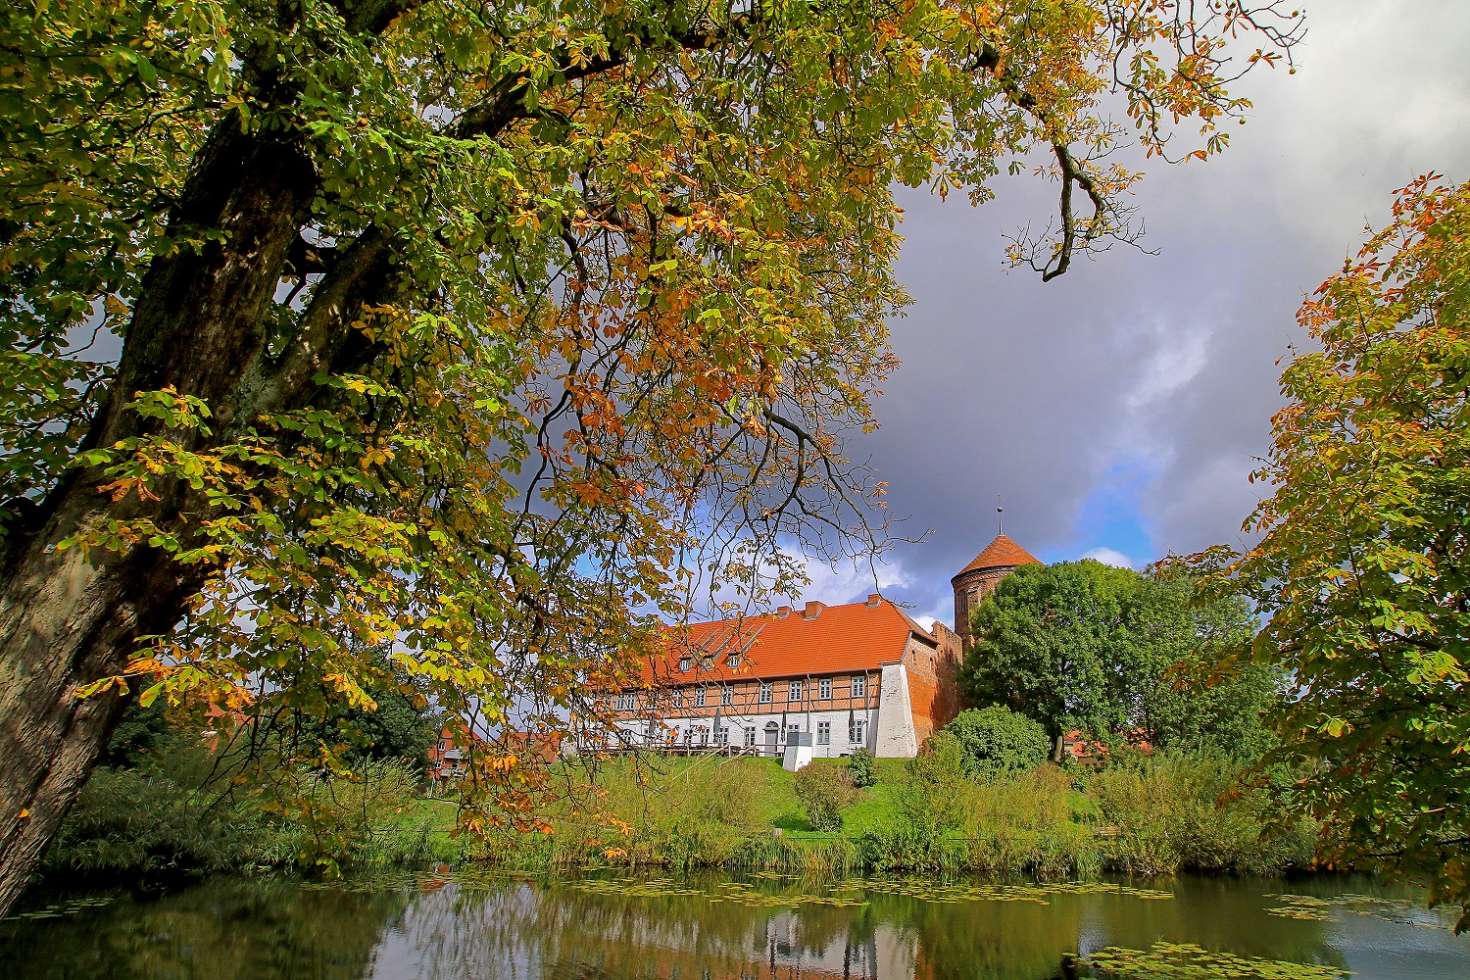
[{"left": 952, "top": 534, "right": 1041, "bottom": 580}]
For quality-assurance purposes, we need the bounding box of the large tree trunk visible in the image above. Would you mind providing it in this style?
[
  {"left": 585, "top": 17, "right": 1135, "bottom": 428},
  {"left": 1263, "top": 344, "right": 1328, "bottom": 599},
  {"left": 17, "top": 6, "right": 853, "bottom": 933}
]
[
  {"left": 0, "top": 494, "right": 200, "bottom": 915},
  {"left": 0, "top": 116, "right": 319, "bottom": 916}
]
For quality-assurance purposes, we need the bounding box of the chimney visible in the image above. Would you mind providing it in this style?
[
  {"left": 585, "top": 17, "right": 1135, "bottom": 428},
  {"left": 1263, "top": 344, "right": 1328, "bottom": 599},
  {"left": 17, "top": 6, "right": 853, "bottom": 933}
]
[
  {"left": 802, "top": 600, "right": 826, "bottom": 620},
  {"left": 865, "top": 593, "right": 882, "bottom": 607},
  {"left": 776, "top": 605, "right": 792, "bottom": 619}
]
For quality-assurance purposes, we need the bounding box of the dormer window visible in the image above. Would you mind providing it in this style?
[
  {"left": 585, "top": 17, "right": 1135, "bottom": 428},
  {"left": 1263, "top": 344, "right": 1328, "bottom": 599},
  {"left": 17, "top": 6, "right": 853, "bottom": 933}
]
[
  {"left": 727, "top": 653, "right": 741, "bottom": 668},
  {"left": 700, "top": 654, "right": 714, "bottom": 669},
  {"left": 679, "top": 656, "right": 691, "bottom": 672}
]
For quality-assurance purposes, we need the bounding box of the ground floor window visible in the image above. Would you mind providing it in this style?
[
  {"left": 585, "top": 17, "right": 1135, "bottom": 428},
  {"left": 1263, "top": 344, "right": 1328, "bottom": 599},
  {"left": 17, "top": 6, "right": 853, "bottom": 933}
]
[
  {"left": 743, "top": 727, "right": 756, "bottom": 748},
  {"left": 716, "top": 726, "right": 729, "bottom": 746},
  {"left": 816, "top": 721, "right": 831, "bottom": 745},
  {"left": 848, "top": 718, "right": 867, "bottom": 745}
]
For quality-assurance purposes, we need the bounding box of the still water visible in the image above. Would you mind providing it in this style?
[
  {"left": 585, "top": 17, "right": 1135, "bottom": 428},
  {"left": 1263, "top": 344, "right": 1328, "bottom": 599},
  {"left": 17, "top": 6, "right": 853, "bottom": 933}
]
[{"left": 2, "top": 870, "right": 1467, "bottom": 979}]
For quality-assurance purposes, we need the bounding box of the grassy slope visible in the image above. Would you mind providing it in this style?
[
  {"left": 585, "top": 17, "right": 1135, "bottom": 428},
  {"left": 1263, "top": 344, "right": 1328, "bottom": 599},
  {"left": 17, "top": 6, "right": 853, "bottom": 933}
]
[{"left": 569, "top": 755, "right": 906, "bottom": 839}]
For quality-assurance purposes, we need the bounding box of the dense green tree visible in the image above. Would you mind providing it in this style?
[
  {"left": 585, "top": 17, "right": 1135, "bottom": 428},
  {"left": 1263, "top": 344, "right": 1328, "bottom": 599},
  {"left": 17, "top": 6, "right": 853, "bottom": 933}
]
[
  {"left": 1198, "top": 177, "right": 1470, "bottom": 929},
  {"left": 1132, "top": 571, "right": 1281, "bottom": 760},
  {"left": 304, "top": 678, "right": 439, "bottom": 768},
  {"left": 0, "top": 0, "right": 1300, "bottom": 913},
  {"left": 944, "top": 705, "right": 1050, "bottom": 776},
  {"left": 961, "top": 560, "right": 1141, "bottom": 758},
  {"left": 961, "top": 561, "right": 1277, "bottom": 760}
]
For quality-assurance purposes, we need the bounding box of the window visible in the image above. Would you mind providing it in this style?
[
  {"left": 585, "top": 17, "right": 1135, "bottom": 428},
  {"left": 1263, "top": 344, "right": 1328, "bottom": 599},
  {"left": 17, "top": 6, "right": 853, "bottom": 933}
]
[
  {"left": 679, "top": 656, "right": 691, "bottom": 672},
  {"left": 819, "top": 677, "right": 832, "bottom": 700},
  {"left": 721, "top": 686, "right": 733, "bottom": 706},
  {"left": 727, "top": 652, "right": 741, "bottom": 668},
  {"left": 743, "top": 727, "right": 756, "bottom": 748},
  {"left": 759, "top": 683, "right": 773, "bottom": 704},
  {"left": 788, "top": 680, "right": 803, "bottom": 702},
  {"left": 817, "top": 721, "right": 831, "bottom": 745},
  {"left": 851, "top": 675, "right": 867, "bottom": 699},
  {"left": 695, "top": 687, "right": 707, "bottom": 708},
  {"left": 615, "top": 692, "right": 635, "bottom": 711},
  {"left": 716, "top": 727, "right": 729, "bottom": 746},
  {"left": 700, "top": 654, "right": 714, "bottom": 670},
  {"left": 672, "top": 689, "right": 684, "bottom": 708},
  {"left": 848, "top": 718, "right": 867, "bottom": 745}
]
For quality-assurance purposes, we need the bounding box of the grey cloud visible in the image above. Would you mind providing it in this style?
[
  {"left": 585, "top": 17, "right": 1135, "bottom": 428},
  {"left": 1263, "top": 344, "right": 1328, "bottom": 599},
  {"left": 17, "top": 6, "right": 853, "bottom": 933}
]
[{"left": 856, "top": 0, "right": 1470, "bottom": 622}]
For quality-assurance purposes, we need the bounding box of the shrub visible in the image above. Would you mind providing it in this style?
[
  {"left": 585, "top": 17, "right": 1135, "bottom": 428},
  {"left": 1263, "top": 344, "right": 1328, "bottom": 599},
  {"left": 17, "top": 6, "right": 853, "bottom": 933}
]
[
  {"left": 1085, "top": 751, "right": 1316, "bottom": 876},
  {"left": 896, "top": 732, "right": 970, "bottom": 849},
  {"left": 945, "top": 706, "right": 1051, "bottom": 777},
  {"left": 44, "top": 733, "right": 277, "bottom": 877},
  {"left": 794, "top": 764, "right": 857, "bottom": 831},
  {"left": 962, "top": 766, "right": 1103, "bottom": 878},
  {"left": 847, "top": 748, "right": 878, "bottom": 788}
]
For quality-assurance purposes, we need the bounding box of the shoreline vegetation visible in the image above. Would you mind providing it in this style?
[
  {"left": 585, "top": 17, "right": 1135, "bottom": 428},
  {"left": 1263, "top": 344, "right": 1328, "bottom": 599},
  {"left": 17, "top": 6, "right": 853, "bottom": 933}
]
[{"left": 40, "top": 734, "right": 1320, "bottom": 891}]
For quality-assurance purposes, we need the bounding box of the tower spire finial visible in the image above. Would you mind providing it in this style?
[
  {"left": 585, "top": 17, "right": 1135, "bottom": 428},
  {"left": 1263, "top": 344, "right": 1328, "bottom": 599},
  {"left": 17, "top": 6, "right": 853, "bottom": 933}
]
[{"left": 996, "top": 495, "right": 1004, "bottom": 535}]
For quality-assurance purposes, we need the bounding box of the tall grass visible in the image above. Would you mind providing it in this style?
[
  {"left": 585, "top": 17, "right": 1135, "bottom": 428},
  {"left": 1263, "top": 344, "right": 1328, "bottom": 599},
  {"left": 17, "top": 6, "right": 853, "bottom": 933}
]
[
  {"left": 500, "top": 749, "right": 1315, "bottom": 881},
  {"left": 1085, "top": 752, "right": 1316, "bottom": 876}
]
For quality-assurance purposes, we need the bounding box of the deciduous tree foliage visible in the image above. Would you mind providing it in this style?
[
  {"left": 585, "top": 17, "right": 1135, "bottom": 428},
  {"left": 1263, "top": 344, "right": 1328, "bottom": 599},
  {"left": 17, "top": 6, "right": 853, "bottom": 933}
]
[
  {"left": 1132, "top": 569, "right": 1280, "bottom": 759},
  {"left": 1197, "top": 177, "right": 1470, "bottom": 930},
  {"left": 960, "top": 561, "right": 1276, "bottom": 758},
  {"left": 961, "top": 560, "right": 1141, "bottom": 756},
  {"left": 0, "top": 0, "right": 1298, "bottom": 912}
]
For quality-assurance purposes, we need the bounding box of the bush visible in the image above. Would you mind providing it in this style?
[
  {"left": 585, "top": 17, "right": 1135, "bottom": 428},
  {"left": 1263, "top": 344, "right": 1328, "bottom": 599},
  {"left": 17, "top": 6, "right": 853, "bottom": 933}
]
[
  {"left": 44, "top": 733, "right": 277, "bottom": 877},
  {"left": 945, "top": 706, "right": 1050, "bottom": 777},
  {"left": 895, "top": 732, "right": 970, "bottom": 850},
  {"left": 259, "top": 757, "right": 446, "bottom": 876},
  {"left": 794, "top": 764, "right": 857, "bottom": 831},
  {"left": 962, "top": 766, "right": 1102, "bottom": 878},
  {"left": 1085, "top": 751, "right": 1316, "bottom": 876},
  {"left": 847, "top": 748, "right": 878, "bottom": 788}
]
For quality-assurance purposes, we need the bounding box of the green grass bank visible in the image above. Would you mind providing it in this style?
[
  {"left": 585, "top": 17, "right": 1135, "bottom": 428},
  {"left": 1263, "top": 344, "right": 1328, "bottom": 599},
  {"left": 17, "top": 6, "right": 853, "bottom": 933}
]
[{"left": 485, "top": 751, "right": 1317, "bottom": 880}]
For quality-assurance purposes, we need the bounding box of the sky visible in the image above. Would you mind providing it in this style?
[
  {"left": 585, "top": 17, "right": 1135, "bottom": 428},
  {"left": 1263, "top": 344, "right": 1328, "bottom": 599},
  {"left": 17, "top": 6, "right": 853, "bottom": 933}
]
[{"left": 786, "top": 0, "right": 1470, "bottom": 629}]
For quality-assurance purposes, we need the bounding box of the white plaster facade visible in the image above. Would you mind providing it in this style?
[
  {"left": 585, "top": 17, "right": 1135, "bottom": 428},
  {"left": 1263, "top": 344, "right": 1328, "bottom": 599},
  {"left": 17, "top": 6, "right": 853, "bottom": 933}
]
[{"left": 610, "top": 705, "right": 882, "bottom": 758}]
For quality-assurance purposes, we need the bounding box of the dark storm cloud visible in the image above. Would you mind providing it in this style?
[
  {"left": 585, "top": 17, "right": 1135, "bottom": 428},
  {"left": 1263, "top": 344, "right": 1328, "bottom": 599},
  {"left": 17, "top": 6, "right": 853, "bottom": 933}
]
[{"left": 810, "top": 0, "right": 1470, "bottom": 627}]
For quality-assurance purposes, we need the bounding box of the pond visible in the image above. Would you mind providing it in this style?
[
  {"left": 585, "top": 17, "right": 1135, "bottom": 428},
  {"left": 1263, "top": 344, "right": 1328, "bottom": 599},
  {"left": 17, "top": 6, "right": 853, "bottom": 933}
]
[{"left": 1, "top": 870, "right": 1466, "bottom": 979}]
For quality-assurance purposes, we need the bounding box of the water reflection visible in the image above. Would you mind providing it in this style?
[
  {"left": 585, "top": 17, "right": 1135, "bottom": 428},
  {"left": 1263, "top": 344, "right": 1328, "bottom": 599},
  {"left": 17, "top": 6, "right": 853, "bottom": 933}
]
[{"left": 2, "top": 872, "right": 1466, "bottom": 979}]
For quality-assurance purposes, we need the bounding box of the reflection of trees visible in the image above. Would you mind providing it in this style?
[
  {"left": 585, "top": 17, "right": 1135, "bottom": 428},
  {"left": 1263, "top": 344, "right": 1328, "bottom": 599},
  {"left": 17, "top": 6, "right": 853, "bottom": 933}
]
[
  {"left": 364, "top": 875, "right": 915, "bottom": 978},
  {"left": 0, "top": 873, "right": 1410, "bottom": 979},
  {"left": 0, "top": 877, "right": 406, "bottom": 979},
  {"left": 887, "top": 876, "right": 1345, "bottom": 980}
]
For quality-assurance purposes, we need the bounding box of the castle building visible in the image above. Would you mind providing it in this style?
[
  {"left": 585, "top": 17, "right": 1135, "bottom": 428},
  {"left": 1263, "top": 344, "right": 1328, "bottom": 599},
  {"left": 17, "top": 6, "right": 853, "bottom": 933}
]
[
  {"left": 588, "top": 534, "right": 1039, "bottom": 761},
  {"left": 950, "top": 533, "right": 1041, "bottom": 646}
]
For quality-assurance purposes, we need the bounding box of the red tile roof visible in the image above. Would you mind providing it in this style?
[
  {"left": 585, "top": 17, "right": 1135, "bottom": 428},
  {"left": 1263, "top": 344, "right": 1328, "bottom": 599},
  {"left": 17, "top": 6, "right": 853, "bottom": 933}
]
[
  {"left": 638, "top": 596, "right": 930, "bottom": 685},
  {"left": 953, "top": 534, "right": 1041, "bottom": 578}
]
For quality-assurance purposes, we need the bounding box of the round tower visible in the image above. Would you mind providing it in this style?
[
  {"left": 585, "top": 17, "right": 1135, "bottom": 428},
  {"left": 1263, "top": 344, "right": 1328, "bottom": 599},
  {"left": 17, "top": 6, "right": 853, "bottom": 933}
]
[{"left": 951, "top": 534, "right": 1042, "bottom": 645}]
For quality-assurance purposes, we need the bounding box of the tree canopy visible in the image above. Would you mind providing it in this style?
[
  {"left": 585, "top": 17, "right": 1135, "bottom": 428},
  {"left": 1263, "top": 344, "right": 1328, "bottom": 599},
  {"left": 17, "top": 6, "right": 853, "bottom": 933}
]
[
  {"left": 1132, "top": 569, "right": 1280, "bottom": 759},
  {"left": 0, "top": 0, "right": 1300, "bottom": 913},
  {"left": 960, "top": 560, "right": 1277, "bottom": 758},
  {"left": 1197, "top": 176, "right": 1470, "bottom": 930},
  {"left": 961, "top": 560, "right": 1141, "bottom": 753}
]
